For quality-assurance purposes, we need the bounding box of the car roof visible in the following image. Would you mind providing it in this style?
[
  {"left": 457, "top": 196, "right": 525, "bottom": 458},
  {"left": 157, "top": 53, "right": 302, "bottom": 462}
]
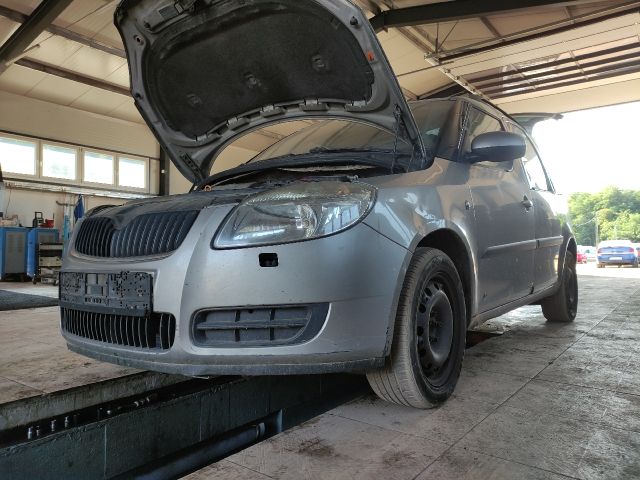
[{"left": 409, "top": 95, "right": 513, "bottom": 123}]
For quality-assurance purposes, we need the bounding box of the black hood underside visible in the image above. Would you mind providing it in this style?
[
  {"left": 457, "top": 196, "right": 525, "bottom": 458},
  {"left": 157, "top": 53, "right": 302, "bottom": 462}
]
[{"left": 116, "top": 0, "right": 424, "bottom": 183}]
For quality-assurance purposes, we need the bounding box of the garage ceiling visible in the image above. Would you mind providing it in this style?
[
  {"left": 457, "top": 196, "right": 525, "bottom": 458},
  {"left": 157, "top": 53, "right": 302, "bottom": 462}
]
[{"left": 0, "top": 0, "right": 638, "bottom": 130}]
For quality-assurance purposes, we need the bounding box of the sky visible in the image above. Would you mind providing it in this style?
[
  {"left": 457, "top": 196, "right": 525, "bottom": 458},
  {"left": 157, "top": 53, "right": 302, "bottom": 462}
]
[{"left": 530, "top": 101, "right": 640, "bottom": 195}]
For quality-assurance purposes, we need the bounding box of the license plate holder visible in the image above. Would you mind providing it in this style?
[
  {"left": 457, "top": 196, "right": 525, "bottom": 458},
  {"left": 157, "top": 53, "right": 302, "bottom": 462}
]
[
  {"left": 59, "top": 272, "right": 152, "bottom": 316},
  {"left": 609, "top": 256, "right": 622, "bottom": 261}
]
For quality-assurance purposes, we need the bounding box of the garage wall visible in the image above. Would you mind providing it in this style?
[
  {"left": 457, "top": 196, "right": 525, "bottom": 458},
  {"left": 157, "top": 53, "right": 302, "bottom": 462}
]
[
  {"left": 0, "top": 91, "right": 159, "bottom": 157},
  {"left": 1, "top": 187, "right": 124, "bottom": 229},
  {"left": 0, "top": 91, "right": 159, "bottom": 229}
]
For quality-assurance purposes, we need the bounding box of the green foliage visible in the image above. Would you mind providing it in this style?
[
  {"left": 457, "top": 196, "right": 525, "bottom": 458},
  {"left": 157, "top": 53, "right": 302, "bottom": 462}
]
[{"left": 568, "top": 187, "right": 640, "bottom": 245}]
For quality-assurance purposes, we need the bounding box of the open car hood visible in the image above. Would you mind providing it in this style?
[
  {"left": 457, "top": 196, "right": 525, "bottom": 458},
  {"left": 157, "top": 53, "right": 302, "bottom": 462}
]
[{"left": 116, "top": 0, "right": 425, "bottom": 183}]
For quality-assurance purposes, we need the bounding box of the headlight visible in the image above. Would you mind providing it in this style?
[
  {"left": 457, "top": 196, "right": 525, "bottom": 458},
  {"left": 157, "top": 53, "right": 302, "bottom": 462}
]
[{"left": 213, "top": 181, "right": 375, "bottom": 248}]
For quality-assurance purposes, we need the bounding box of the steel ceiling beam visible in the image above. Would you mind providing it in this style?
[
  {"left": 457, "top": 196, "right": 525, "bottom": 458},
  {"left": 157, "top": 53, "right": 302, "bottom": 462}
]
[
  {"left": 483, "top": 58, "right": 640, "bottom": 96},
  {"left": 477, "top": 50, "right": 640, "bottom": 90},
  {"left": 491, "top": 62, "right": 640, "bottom": 99},
  {"left": 15, "top": 58, "right": 130, "bottom": 96},
  {"left": 0, "top": 0, "right": 74, "bottom": 75},
  {"left": 369, "top": 0, "right": 610, "bottom": 31},
  {"left": 439, "top": 4, "right": 640, "bottom": 61},
  {"left": 0, "top": 5, "right": 126, "bottom": 58},
  {"left": 471, "top": 42, "right": 640, "bottom": 83}
]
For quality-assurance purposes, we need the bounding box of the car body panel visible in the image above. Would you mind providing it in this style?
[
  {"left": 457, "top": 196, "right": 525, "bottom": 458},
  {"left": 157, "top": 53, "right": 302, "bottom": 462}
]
[
  {"left": 60, "top": 92, "right": 575, "bottom": 375},
  {"left": 62, "top": 211, "right": 409, "bottom": 374},
  {"left": 116, "top": 0, "right": 425, "bottom": 183}
]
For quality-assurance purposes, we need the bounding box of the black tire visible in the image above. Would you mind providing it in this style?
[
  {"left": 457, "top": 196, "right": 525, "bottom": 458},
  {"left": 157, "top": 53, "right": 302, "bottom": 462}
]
[
  {"left": 366, "top": 248, "right": 466, "bottom": 408},
  {"left": 541, "top": 251, "right": 578, "bottom": 323}
]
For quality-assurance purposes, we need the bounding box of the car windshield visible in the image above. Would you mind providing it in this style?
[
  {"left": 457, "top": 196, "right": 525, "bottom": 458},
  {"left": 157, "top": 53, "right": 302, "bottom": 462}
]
[
  {"left": 249, "top": 120, "right": 411, "bottom": 163},
  {"left": 247, "top": 100, "right": 454, "bottom": 164}
]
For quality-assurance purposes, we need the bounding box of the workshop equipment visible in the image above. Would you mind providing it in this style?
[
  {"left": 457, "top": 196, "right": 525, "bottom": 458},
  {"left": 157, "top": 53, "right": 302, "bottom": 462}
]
[
  {"left": 0, "top": 227, "right": 28, "bottom": 280},
  {"left": 32, "top": 211, "right": 44, "bottom": 228},
  {"left": 27, "top": 228, "right": 60, "bottom": 283}
]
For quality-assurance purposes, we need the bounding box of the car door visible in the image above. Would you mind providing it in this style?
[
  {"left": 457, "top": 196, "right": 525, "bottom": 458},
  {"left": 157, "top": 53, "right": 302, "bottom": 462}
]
[
  {"left": 508, "top": 122, "right": 563, "bottom": 291},
  {"left": 464, "top": 105, "right": 536, "bottom": 312}
]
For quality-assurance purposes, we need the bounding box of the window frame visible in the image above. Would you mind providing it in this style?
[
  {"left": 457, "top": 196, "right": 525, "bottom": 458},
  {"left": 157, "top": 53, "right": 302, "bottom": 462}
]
[
  {"left": 460, "top": 102, "right": 513, "bottom": 171},
  {"left": 0, "top": 132, "right": 39, "bottom": 179},
  {"left": 40, "top": 140, "right": 80, "bottom": 185},
  {"left": 116, "top": 154, "right": 149, "bottom": 192},
  {"left": 0, "top": 130, "right": 154, "bottom": 194},
  {"left": 506, "top": 121, "right": 555, "bottom": 193},
  {"left": 82, "top": 148, "right": 116, "bottom": 187}
]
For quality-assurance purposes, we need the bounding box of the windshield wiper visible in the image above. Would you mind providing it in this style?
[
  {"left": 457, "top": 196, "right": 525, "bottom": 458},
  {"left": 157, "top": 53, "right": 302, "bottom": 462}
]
[
  {"left": 307, "top": 147, "right": 395, "bottom": 154},
  {"left": 196, "top": 155, "right": 391, "bottom": 190}
]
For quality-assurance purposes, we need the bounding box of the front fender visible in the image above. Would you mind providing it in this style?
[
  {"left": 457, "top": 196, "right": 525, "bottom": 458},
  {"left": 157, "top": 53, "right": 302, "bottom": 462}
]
[{"left": 361, "top": 162, "right": 479, "bottom": 353}]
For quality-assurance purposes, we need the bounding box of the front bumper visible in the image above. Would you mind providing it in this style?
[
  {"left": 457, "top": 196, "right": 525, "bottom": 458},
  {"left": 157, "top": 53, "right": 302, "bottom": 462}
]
[{"left": 61, "top": 205, "right": 409, "bottom": 375}]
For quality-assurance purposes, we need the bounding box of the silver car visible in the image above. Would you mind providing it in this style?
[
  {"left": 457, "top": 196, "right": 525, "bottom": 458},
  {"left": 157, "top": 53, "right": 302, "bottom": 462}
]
[{"left": 60, "top": 0, "right": 578, "bottom": 408}]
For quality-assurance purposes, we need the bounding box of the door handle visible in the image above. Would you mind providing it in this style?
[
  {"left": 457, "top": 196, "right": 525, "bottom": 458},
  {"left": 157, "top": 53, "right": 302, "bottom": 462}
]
[{"left": 522, "top": 195, "right": 534, "bottom": 210}]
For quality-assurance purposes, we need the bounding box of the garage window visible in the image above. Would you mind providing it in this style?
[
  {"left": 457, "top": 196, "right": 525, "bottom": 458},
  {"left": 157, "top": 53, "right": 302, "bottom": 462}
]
[
  {"left": 118, "top": 156, "right": 147, "bottom": 189},
  {"left": 0, "top": 136, "right": 37, "bottom": 176},
  {"left": 0, "top": 131, "right": 155, "bottom": 194},
  {"left": 42, "top": 144, "right": 77, "bottom": 180},
  {"left": 84, "top": 151, "right": 114, "bottom": 184}
]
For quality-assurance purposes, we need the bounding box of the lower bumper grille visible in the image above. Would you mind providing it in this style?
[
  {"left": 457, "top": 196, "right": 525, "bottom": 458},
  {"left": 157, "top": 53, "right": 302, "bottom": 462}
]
[
  {"left": 192, "top": 304, "right": 328, "bottom": 347},
  {"left": 61, "top": 308, "right": 176, "bottom": 351}
]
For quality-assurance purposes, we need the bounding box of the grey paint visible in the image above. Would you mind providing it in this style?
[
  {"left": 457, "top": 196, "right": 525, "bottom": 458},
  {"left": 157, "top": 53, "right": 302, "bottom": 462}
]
[
  {"left": 61, "top": 113, "right": 573, "bottom": 374},
  {"left": 61, "top": 1, "right": 575, "bottom": 376},
  {"left": 115, "top": 0, "right": 425, "bottom": 182}
]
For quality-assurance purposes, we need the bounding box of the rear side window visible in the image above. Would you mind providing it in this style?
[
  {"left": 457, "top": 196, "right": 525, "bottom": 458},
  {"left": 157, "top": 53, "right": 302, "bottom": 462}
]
[{"left": 462, "top": 106, "right": 503, "bottom": 154}]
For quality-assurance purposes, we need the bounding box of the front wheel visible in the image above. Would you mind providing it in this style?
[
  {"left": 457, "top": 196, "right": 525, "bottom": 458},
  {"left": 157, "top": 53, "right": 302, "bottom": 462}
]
[
  {"left": 367, "top": 248, "right": 466, "bottom": 408},
  {"left": 541, "top": 251, "right": 578, "bottom": 323}
]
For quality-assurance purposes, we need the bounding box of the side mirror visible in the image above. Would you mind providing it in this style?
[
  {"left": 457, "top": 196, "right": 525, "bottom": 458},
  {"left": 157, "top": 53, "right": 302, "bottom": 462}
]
[{"left": 468, "top": 131, "right": 525, "bottom": 163}]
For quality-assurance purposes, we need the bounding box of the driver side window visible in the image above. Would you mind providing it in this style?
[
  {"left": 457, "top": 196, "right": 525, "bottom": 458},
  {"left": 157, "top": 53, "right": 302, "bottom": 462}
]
[
  {"left": 510, "top": 124, "right": 551, "bottom": 191},
  {"left": 462, "top": 106, "right": 503, "bottom": 157}
]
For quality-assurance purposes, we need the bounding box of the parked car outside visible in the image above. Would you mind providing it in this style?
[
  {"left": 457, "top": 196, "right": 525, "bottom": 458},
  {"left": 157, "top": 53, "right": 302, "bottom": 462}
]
[
  {"left": 581, "top": 246, "right": 597, "bottom": 262},
  {"left": 60, "top": 0, "right": 578, "bottom": 409},
  {"left": 576, "top": 251, "right": 587, "bottom": 264},
  {"left": 596, "top": 240, "right": 639, "bottom": 268}
]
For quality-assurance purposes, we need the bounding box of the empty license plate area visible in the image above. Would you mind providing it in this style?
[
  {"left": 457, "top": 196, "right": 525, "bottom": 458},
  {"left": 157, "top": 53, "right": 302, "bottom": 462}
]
[{"left": 59, "top": 272, "right": 152, "bottom": 316}]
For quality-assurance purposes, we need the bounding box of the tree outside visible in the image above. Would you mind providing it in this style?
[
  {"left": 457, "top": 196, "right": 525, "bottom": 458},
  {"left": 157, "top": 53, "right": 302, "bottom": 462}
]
[{"left": 568, "top": 187, "right": 640, "bottom": 245}]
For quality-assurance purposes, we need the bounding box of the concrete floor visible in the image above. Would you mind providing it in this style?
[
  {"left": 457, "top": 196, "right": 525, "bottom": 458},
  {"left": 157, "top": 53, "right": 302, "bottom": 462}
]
[
  {"left": 0, "top": 288, "right": 184, "bottom": 431},
  {"left": 188, "top": 273, "right": 640, "bottom": 480},
  {"left": 1, "top": 271, "right": 639, "bottom": 478}
]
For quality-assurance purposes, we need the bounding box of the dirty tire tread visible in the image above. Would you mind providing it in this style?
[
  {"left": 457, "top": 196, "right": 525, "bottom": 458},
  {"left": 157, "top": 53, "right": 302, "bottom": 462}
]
[
  {"left": 366, "top": 247, "right": 466, "bottom": 409},
  {"left": 541, "top": 251, "right": 578, "bottom": 323}
]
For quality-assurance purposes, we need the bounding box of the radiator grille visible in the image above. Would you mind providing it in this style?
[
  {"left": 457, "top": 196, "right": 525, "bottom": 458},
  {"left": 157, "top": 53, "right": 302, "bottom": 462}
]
[
  {"left": 61, "top": 308, "right": 176, "bottom": 350},
  {"left": 192, "top": 304, "right": 328, "bottom": 347},
  {"left": 75, "top": 211, "right": 199, "bottom": 258}
]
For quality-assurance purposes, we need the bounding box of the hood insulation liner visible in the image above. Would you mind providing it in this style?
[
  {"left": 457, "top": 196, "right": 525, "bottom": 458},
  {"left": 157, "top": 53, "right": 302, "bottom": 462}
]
[{"left": 145, "top": 1, "right": 375, "bottom": 137}]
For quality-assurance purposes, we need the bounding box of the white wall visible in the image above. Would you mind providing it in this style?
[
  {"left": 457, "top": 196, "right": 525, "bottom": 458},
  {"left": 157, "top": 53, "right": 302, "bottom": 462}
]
[
  {"left": 1, "top": 186, "right": 124, "bottom": 230},
  {"left": 0, "top": 90, "right": 159, "bottom": 157},
  {"left": 0, "top": 91, "right": 159, "bottom": 231}
]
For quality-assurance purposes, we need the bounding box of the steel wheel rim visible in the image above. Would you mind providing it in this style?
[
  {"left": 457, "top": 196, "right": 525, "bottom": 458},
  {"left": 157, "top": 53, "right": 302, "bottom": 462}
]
[{"left": 416, "top": 278, "right": 454, "bottom": 380}]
